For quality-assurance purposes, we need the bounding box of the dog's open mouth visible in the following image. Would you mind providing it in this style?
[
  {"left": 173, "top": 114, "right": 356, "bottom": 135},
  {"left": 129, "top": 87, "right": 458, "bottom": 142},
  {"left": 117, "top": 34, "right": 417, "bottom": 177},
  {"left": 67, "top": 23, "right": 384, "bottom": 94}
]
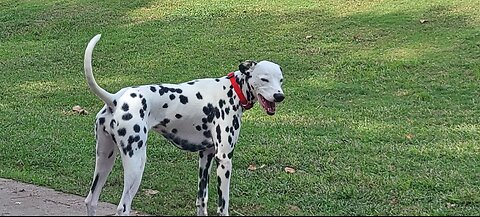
[{"left": 258, "top": 94, "right": 276, "bottom": 115}]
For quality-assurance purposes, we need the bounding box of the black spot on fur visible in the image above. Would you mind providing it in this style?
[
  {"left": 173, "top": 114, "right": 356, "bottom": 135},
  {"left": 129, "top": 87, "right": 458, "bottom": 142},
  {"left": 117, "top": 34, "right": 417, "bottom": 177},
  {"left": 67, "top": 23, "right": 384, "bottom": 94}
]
[
  {"left": 122, "top": 103, "right": 129, "bottom": 112},
  {"left": 118, "top": 128, "right": 126, "bottom": 136},
  {"left": 225, "top": 107, "right": 230, "bottom": 115},
  {"left": 217, "top": 177, "right": 225, "bottom": 211},
  {"left": 138, "top": 140, "right": 143, "bottom": 148},
  {"left": 113, "top": 100, "right": 117, "bottom": 106},
  {"left": 188, "top": 81, "right": 195, "bottom": 85},
  {"left": 169, "top": 94, "right": 175, "bottom": 100},
  {"left": 216, "top": 125, "right": 221, "bottom": 143},
  {"left": 203, "top": 103, "right": 215, "bottom": 123},
  {"left": 123, "top": 204, "right": 126, "bottom": 213},
  {"left": 214, "top": 107, "right": 220, "bottom": 119},
  {"left": 159, "top": 87, "right": 165, "bottom": 95},
  {"left": 175, "top": 114, "right": 182, "bottom": 119},
  {"left": 143, "top": 127, "right": 147, "bottom": 134},
  {"left": 122, "top": 113, "right": 133, "bottom": 121},
  {"left": 163, "top": 103, "right": 168, "bottom": 108},
  {"left": 140, "top": 109, "right": 145, "bottom": 119},
  {"left": 108, "top": 151, "right": 114, "bottom": 158},
  {"left": 128, "top": 136, "right": 135, "bottom": 145},
  {"left": 229, "top": 98, "right": 234, "bottom": 105},
  {"left": 203, "top": 131, "right": 211, "bottom": 138},
  {"left": 111, "top": 134, "right": 117, "bottom": 144},
  {"left": 90, "top": 174, "right": 99, "bottom": 193},
  {"left": 227, "top": 89, "right": 233, "bottom": 97},
  {"left": 219, "top": 99, "right": 226, "bottom": 108},
  {"left": 176, "top": 88, "right": 183, "bottom": 93},
  {"left": 142, "top": 98, "right": 147, "bottom": 110},
  {"left": 150, "top": 86, "right": 157, "bottom": 92},
  {"left": 110, "top": 119, "right": 116, "bottom": 129},
  {"left": 196, "top": 125, "right": 202, "bottom": 131},
  {"left": 215, "top": 78, "right": 220, "bottom": 82},
  {"left": 130, "top": 93, "right": 137, "bottom": 98},
  {"left": 160, "top": 118, "right": 170, "bottom": 127},
  {"left": 225, "top": 170, "right": 230, "bottom": 179},
  {"left": 98, "top": 117, "right": 105, "bottom": 125},
  {"left": 133, "top": 124, "right": 140, "bottom": 133},
  {"left": 203, "top": 105, "right": 211, "bottom": 116},
  {"left": 172, "top": 128, "right": 178, "bottom": 134},
  {"left": 227, "top": 150, "right": 234, "bottom": 159},
  {"left": 233, "top": 115, "right": 239, "bottom": 130},
  {"left": 179, "top": 95, "right": 188, "bottom": 104},
  {"left": 196, "top": 92, "right": 203, "bottom": 100},
  {"left": 101, "top": 108, "right": 107, "bottom": 114}
]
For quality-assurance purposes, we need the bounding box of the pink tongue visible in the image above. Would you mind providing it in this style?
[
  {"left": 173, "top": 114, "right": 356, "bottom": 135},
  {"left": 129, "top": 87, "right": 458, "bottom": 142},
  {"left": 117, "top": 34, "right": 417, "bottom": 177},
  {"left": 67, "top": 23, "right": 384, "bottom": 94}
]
[{"left": 265, "top": 100, "right": 276, "bottom": 113}]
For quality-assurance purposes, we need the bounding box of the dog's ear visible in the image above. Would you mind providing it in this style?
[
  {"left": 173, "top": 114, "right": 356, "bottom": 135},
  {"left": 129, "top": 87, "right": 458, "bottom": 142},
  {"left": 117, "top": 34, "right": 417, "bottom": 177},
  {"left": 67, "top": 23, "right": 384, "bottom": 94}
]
[{"left": 239, "top": 60, "right": 257, "bottom": 74}]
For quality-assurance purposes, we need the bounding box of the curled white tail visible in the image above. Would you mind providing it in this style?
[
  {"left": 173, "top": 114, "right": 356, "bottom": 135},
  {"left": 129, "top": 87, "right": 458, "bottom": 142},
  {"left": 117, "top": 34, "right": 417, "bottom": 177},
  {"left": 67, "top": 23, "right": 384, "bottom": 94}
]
[{"left": 84, "top": 34, "right": 114, "bottom": 107}]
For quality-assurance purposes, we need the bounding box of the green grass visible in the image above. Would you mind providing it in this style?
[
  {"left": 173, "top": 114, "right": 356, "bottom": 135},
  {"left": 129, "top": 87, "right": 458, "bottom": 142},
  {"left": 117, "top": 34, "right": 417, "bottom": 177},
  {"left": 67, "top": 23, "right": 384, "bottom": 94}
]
[{"left": 1, "top": 0, "right": 480, "bottom": 215}]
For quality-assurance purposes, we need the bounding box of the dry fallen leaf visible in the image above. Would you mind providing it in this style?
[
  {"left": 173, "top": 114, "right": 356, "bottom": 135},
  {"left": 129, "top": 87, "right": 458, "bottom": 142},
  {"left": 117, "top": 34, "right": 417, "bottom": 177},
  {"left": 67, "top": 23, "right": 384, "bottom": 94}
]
[
  {"left": 247, "top": 164, "right": 266, "bottom": 171},
  {"left": 143, "top": 189, "right": 159, "bottom": 196},
  {"left": 446, "top": 202, "right": 456, "bottom": 209},
  {"left": 405, "top": 133, "right": 414, "bottom": 140},
  {"left": 419, "top": 19, "right": 428, "bottom": 24},
  {"left": 287, "top": 204, "right": 301, "bottom": 211},
  {"left": 390, "top": 197, "right": 399, "bottom": 205},
  {"left": 284, "top": 167, "right": 296, "bottom": 174},
  {"left": 72, "top": 105, "right": 89, "bottom": 115},
  {"left": 353, "top": 35, "right": 362, "bottom": 42}
]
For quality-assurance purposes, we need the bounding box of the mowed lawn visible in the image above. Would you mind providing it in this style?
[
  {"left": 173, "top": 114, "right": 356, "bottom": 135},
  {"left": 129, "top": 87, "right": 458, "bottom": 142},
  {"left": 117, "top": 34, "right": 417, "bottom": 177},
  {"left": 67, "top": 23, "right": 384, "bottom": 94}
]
[{"left": 1, "top": 0, "right": 479, "bottom": 215}]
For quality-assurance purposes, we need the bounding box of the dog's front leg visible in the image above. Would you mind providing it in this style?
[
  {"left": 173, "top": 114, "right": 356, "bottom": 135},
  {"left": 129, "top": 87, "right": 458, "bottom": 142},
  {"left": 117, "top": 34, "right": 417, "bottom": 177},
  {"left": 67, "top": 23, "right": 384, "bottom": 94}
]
[
  {"left": 212, "top": 119, "right": 241, "bottom": 216},
  {"left": 215, "top": 149, "right": 233, "bottom": 216},
  {"left": 196, "top": 147, "right": 215, "bottom": 216}
]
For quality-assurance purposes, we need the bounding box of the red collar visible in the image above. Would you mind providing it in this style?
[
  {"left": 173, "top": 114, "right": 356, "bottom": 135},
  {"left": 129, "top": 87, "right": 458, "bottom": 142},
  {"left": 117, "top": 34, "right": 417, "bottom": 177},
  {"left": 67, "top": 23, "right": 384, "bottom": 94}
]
[{"left": 228, "top": 72, "right": 253, "bottom": 110}]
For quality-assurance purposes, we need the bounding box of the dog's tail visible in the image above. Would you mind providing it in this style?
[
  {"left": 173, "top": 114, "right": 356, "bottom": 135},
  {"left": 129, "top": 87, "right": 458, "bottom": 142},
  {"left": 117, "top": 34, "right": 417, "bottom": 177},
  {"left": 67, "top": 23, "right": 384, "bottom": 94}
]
[{"left": 84, "top": 34, "right": 115, "bottom": 107}]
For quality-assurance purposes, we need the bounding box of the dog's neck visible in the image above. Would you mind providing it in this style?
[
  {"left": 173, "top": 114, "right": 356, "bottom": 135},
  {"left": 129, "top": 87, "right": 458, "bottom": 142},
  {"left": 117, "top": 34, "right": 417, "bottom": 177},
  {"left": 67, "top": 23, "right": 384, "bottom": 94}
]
[{"left": 233, "top": 71, "right": 256, "bottom": 105}]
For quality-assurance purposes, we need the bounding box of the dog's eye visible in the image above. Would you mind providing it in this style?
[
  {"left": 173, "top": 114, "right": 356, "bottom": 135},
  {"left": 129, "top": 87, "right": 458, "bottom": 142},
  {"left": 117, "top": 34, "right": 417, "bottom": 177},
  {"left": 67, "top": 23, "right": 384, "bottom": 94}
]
[{"left": 261, "top": 78, "right": 269, "bottom": 82}]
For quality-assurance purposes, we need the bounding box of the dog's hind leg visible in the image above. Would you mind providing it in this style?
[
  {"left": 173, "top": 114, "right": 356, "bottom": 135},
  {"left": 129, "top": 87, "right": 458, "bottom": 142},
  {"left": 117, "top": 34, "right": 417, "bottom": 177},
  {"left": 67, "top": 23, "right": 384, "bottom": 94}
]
[
  {"left": 196, "top": 147, "right": 215, "bottom": 216},
  {"left": 85, "top": 118, "right": 118, "bottom": 216},
  {"left": 116, "top": 130, "right": 148, "bottom": 216}
]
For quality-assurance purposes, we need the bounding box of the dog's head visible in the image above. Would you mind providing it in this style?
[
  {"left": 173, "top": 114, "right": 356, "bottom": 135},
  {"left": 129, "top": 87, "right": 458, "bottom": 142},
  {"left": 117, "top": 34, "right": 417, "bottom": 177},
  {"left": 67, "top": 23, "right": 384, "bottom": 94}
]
[{"left": 239, "top": 60, "right": 285, "bottom": 115}]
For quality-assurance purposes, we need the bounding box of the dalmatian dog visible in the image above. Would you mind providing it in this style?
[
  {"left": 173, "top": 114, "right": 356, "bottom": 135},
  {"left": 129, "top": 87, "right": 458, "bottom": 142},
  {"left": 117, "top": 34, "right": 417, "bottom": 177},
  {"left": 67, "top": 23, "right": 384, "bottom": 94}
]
[{"left": 83, "top": 34, "right": 285, "bottom": 216}]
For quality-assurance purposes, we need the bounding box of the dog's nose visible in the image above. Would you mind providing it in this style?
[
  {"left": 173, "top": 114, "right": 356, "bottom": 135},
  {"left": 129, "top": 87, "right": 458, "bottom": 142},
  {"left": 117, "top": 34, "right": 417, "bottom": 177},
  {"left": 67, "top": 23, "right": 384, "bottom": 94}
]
[{"left": 273, "top": 93, "right": 285, "bottom": 102}]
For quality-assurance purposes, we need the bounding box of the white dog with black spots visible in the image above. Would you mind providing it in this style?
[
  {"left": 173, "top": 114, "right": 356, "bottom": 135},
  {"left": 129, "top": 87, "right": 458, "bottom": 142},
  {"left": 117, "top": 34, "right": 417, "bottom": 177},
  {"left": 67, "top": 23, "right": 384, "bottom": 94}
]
[{"left": 83, "top": 34, "right": 285, "bottom": 216}]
